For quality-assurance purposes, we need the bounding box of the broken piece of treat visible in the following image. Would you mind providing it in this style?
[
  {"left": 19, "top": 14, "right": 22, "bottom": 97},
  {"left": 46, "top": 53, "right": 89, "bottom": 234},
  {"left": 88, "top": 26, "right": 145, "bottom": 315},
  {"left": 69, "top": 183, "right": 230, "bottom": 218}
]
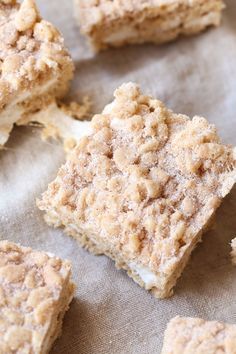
[
  {"left": 75, "top": 0, "right": 225, "bottom": 51},
  {"left": 161, "top": 316, "right": 236, "bottom": 353},
  {"left": 230, "top": 237, "right": 236, "bottom": 265},
  {"left": 0, "top": 0, "right": 74, "bottom": 147},
  {"left": 0, "top": 240, "right": 75, "bottom": 353},
  {"left": 38, "top": 83, "right": 236, "bottom": 299}
]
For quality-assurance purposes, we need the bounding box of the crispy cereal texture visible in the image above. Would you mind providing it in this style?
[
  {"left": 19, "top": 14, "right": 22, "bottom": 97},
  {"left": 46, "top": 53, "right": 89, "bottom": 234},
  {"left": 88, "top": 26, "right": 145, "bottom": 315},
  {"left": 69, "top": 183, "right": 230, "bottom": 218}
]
[
  {"left": 0, "top": 240, "right": 75, "bottom": 354},
  {"left": 75, "top": 0, "right": 225, "bottom": 51},
  {"left": 0, "top": 0, "right": 74, "bottom": 147},
  {"left": 38, "top": 83, "right": 236, "bottom": 299},
  {"left": 161, "top": 316, "right": 236, "bottom": 354}
]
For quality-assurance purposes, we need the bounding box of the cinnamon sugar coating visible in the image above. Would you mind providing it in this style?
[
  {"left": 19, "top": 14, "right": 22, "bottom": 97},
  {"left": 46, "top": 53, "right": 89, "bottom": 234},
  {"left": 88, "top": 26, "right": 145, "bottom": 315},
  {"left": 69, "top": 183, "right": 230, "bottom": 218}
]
[
  {"left": 0, "top": 0, "right": 74, "bottom": 146},
  {"left": 162, "top": 316, "right": 236, "bottom": 353},
  {"left": 75, "top": 0, "right": 225, "bottom": 51},
  {"left": 0, "top": 240, "right": 75, "bottom": 354},
  {"left": 38, "top": 83, "right": 236, "bottom": 298},
  {"left": 0, "top": 0, "right": 73, "bottom": 109}
]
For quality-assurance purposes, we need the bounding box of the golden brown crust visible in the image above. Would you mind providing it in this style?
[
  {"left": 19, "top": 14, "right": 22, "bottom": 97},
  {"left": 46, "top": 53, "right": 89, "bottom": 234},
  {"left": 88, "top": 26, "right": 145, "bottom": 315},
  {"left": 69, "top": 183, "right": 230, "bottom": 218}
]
[
  {"left": 162, "top": 316, "right": 236, "bottom": 353},
  {"left": 38, "top": 83, "right": 236, "bottom": 298},
  {"left": 0, "top": 240, "right": 75, "bottom": 354},
  {"left": 0, "top": 0, "right": 73, "bottom": 111},
  {"left": 75, "top": 0, "right": 225, "bottom": 51}
]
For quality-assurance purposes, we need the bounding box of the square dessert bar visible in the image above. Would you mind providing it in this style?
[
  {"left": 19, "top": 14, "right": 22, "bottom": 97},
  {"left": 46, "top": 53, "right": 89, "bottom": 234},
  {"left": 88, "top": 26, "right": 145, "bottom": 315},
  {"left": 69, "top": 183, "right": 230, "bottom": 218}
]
[
  {"left": 162, "top": 316, "right": 236, "bottom": 353},
  {"left": 38, "top": 83, "right": 236, "bottom": 299},
  {"left": 0, "top": 240, "right": 75, "bottom": 353},
  {"left": 0, "top": 0, "right": 74, "bottom": 147},
  {"left": 75, "top": 0, "right": 225, "bottom": 51}
]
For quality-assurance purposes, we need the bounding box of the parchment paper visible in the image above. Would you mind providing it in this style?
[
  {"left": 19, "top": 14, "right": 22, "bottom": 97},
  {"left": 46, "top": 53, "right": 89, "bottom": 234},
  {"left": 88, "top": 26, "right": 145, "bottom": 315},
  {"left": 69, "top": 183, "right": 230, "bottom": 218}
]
[{"left": 1, "top": 1, "right": 236, "bottom": 353}]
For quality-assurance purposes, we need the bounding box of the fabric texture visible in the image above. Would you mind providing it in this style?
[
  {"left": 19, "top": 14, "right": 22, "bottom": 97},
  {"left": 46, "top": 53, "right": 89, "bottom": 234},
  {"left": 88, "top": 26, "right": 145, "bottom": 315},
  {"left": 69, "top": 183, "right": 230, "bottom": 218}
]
[{"left": 0, "top": 1, "right": 236, "bottom": 353}]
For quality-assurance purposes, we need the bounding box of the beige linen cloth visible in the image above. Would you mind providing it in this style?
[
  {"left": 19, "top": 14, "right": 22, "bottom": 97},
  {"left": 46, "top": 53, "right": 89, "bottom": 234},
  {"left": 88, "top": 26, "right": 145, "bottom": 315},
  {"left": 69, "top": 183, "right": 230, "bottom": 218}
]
[{"left": 1, "top": 1, "right": 236, "bottom": 353}]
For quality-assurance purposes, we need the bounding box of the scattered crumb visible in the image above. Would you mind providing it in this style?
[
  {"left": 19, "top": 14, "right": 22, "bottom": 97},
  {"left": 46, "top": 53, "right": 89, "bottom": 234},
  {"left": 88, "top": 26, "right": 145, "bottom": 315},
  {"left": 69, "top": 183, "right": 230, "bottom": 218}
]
[{"left": 59, "top": 96, "right": 91, "bottom": 121}]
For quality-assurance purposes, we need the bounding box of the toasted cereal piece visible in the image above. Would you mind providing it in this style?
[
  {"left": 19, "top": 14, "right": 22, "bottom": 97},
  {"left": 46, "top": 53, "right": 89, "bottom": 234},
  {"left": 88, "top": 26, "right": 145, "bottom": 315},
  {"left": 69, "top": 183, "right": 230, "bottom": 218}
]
[
  {"left": 38, "top": 83, "right": 236, "bottom": 299},
  {"left": 162, "top": 316, "right": 236, "bottom": 354},
  {"left": 0, "top": 0, "right": 74, "bottom": 147},
  {"left": 0, "top": 240, "right": 75, "bottom": 353},
  {"left": 75, "top": 0, "right": 225, "bottom": 51}
]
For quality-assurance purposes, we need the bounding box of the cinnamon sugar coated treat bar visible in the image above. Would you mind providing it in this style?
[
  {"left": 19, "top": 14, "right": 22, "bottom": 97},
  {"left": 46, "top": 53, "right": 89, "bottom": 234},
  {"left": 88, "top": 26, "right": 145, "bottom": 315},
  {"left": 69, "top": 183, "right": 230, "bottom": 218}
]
[
  {"left": 75, "top": 0, "right": 225, "bottom": 51},
  {"left": 0, "top": 240, "right": 75, "bottom": 353},
  {"left": 161, "top": 316, "right": 236, "bottom": 353},
  {"left": 38, "top": 83, "right": 236, "bottom": 299},
  {"left": 230, "top": 238, "right": 236, "bottom": 265},
  {"left": 0, "top": 0, "right": 74, "bottom": 147}
]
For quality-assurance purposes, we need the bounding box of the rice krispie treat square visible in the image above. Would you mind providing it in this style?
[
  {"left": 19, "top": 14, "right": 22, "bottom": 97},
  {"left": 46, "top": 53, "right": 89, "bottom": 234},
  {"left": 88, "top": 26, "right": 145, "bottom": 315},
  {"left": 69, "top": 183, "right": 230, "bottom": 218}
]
[
  {"left": 162, "top": 316, "right": 236, "bottom": 353},
  {"left": 0, "top": 240, "right": 75, "bottom": 353},
  {"left": 75, "top": 0, "right": 225, "bottom": 51},
  {"left": 38, "top": 83, "right": 236, "bottom": 299},
  {"left": 0, "top": 0, "right": 74, "bottom": 147}
]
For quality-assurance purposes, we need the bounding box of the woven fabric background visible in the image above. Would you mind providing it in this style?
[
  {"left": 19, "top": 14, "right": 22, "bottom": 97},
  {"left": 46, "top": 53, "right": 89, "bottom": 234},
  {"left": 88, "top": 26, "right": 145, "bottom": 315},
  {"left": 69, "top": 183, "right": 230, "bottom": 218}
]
[{"left": 0, "top": 1, "right": 236, "bottom": 353}]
